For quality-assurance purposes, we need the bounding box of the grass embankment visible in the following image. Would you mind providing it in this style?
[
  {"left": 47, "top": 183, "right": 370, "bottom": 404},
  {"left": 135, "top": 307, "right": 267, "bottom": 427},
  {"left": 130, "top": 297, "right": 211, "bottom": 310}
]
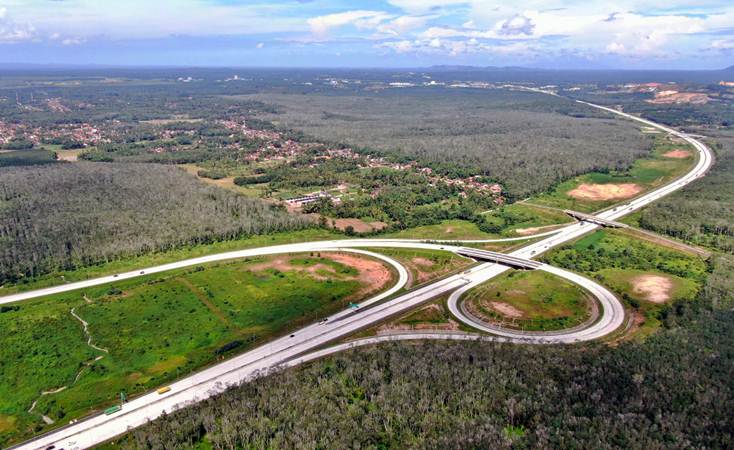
[
  {"left": 543, "top": 230, "right": 708, "bottom": 338},
  {"left": 0, "top": 228, "right": 341, "bottom": 296},
  {"left": 369, "top": 248, "right": 473, "bottom": 288},
  {"left": 461, "top": 270, "right": 593, "bottom": 332},
  {"left": 0, "top": 252, "right": 392, "bottom": 446},
  {"left": 531, "top": 135, "right": 697, "bottom": 213}
]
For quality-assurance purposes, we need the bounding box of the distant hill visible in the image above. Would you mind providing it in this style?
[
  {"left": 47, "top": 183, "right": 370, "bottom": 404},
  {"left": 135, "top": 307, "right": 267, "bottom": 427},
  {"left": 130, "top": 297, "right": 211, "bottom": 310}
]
[{"left": 723, "top": 65, "right": 734, "bottom": 72}]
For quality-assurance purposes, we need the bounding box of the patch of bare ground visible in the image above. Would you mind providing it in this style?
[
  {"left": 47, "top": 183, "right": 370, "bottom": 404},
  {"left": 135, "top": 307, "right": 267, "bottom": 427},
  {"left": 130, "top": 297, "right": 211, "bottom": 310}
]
[
  {"left": 411, "top": 257, "right": 434, "bottom": 267},
  {"left": 487, "top": 301, "right": 524, "bottom": 318},
  {"left": 56, "top": 149, "right": 82, "bottom": 162},
  {"left": 663, "top": 149, "right": 691, "bottom": 159},
  {"left": 646, "top": 91, "right": 710, "bottom": 105},
  {"left": 568, "top": 183, "right": 643, "bottom": 201},
  {"left": 327, "top": 253, "right": 392, "bottom": 299},
  {"left": 632, "top": 274, "right": 673, "bottom": 303},
  {"left": 331, "top": 218, "right": 387, "bottom": 233},
  {"left": 514, "top": 223, "right": 568, "bottom": 236}
]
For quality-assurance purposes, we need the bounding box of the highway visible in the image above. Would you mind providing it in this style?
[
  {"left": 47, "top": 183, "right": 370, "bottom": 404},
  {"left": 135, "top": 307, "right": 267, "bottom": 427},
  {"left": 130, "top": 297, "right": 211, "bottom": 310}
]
[
  {"left": 448, "top": 99, "right": 714, "bottom": 334},
  {"left": 8, "top": 99, "right": 714, "bottom": 450}
]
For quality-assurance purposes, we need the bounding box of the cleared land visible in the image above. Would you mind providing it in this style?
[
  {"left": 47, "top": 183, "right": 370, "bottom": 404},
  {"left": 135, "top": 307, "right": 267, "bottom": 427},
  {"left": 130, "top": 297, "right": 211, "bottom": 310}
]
[
  {"left": 368, "top": 248, "right": 472, "bottom": 287},
  {"left": 462, "top": 270, "right": 593, "bottom": 331},
  {"left": 532, "top": 134, "right": 696, "bottom": 212},
  {"left": 0, "top": 252, "right": 393, "bottom": 446}
]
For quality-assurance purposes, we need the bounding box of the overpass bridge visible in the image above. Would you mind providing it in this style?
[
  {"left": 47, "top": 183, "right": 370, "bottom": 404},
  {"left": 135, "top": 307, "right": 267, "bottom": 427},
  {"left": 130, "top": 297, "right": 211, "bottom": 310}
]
[
  {"left": 563, "top": 210, "right": 629, "bottom": 228},
  {"left": 457, "top": 247, "right": 542, "bottom": 269}
]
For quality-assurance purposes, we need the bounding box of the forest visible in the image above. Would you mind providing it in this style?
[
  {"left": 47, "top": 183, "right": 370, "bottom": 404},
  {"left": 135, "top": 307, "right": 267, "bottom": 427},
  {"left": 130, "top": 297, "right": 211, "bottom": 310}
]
[
  {"left": 0, "top": 162, "right": 306, "bottom": 284},
  {"left": 244, "top": 89, "right": 653, "bottom": 199},
  {"left": 122, "top": 300, "right": 733, "bottom": 449}
]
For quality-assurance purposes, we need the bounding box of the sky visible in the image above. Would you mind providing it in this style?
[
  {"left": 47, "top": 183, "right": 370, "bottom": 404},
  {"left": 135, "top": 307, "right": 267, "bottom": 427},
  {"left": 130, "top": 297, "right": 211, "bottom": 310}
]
[{"left": 0, "top": 0, "right": 732, "bottom": 69}]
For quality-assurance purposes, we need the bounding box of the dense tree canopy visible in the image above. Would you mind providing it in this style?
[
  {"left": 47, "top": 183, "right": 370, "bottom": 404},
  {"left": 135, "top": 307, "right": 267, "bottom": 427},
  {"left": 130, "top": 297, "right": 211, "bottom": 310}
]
[{"left": 0, "top": 162, "right": 306, "bottom": 283}]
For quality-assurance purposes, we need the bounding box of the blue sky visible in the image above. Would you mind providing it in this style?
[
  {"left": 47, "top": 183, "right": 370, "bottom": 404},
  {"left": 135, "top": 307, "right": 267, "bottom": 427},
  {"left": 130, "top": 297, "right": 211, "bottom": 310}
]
[{"left": 0, "top": 0, "right": 732, "bottom": 69}]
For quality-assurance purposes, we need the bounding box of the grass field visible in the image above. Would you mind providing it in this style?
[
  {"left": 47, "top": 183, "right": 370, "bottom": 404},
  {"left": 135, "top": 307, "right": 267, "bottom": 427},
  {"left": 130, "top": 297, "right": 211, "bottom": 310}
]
[
  {"left": 462, "top": 270, "right": 593, "bottom": 331},
  {"left": 0, "top": 252, "right": 392, "bottom": 446},
  {"left": 543, "top": 229, "right": 708, "bottom": 337},
  {"left": 384, "top": 219, "right": 501, "bottom": 240},
  {"left": 383, "top": 204, "right": 572, "bottom": 241},
  {"left": 0, "top": 228, "right": 341, "bottom": 296},
  {"left": 532, "top": 135, "right": 697, "bottom": 213}
]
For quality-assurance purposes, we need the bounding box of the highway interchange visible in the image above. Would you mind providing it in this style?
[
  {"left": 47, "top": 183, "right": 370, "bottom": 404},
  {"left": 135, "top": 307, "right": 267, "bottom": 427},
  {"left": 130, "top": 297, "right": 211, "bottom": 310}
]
[{"left": 7, "top": 98, "right": 714, "bottom": 450}]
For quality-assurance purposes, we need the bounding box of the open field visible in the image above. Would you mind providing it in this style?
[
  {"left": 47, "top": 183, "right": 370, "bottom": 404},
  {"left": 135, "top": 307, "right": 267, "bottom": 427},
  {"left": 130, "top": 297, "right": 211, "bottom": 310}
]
[
  {"left": 383, "top": 204, "right": 573, "bottom": 240},
  {"left": 0, "top": 228, "right": 341, "bottom": 296},
  {"left": 368, "top": 248, "right": 473, "bottom": 287},
  {"left": 532, "top": 135, "right": 697, "bottom": 212},
  {"left": 462, "top": 270, "right": 593, "bottom": 331},
  {"left": 0, "top": 252, "right": 393, "bottom": 446},
  {"left": 543, "top": 229, "right": 708, "bottom": 337}
]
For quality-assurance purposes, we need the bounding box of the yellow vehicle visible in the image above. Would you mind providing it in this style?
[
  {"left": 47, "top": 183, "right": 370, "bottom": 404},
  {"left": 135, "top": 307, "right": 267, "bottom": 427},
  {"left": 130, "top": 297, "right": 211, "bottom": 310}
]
[{"left": 156, "top": 386, "right": 171, "bottom": 395}]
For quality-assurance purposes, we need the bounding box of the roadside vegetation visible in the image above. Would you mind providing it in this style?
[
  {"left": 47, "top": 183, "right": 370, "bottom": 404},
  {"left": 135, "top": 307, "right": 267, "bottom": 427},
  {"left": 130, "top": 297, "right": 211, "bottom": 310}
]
[
  {"left": 0, "top": 252, "right": 393, "bottom": 446},
  {"left": 543, "top": 229, "right": 708, "bottom": 336}
]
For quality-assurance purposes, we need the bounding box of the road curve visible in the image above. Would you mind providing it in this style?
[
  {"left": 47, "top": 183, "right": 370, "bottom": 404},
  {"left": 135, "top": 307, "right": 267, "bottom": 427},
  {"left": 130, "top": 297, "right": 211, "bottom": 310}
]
[
  {"left": 9, "top": 100, "right": 714, "bottom": 450},
  {"left": 447, "top": 263, "right": 624, "bottom": 343},
  {"left": 447, "top": 99, "right": 714, "bottom": 335}
]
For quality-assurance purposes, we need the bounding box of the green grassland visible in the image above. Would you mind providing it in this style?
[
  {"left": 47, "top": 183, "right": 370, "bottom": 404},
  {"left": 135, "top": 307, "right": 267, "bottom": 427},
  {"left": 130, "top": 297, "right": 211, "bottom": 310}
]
[
  {"left": 383, "top": 204, "right": 572, "bottom": 241},
  {"left": 0, "top": 228, "right": 341, "bottom": 296},
  {"left": 531, "top": 135, "right": 697, "bottom": 212},
  {"left": 384, "top": 219, "right": 500, "bottom": 240},
  {"left": 462, "top": 270, "right": 593, "bottom": 331},
  {"left": 543, "top": 229, "right": 708, "bottom": 337},
  {"left": 0, "top": 253, "right": 389, "bottom": 446}
]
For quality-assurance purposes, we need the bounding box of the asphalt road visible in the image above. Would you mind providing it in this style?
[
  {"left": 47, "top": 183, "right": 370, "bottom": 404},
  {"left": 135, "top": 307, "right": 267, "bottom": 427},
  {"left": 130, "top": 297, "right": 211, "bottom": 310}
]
[{"left": 9, "top": 100, "right": 714, "bottom": 450}]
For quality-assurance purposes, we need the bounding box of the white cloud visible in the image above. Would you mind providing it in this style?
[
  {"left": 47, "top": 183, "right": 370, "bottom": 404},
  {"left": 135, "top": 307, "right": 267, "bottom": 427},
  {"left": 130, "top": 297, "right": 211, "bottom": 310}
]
[
  {"left": 61, "top": 36, "right": 85, "bottom": 46},
  {"left": 256, "top": 42, "right": 264, "bottom": 49},
  {"left": 307, "top": 10, "right": 392, "bottom": 37},
  {"left": 376, "top": 15, "right": 434, "bottom": 36},
  {"left": 0, "top": 7, "right": 35, "bottom": 43},
  {"left": 711, "top": 38, "right": 734, "bottom": 50}
]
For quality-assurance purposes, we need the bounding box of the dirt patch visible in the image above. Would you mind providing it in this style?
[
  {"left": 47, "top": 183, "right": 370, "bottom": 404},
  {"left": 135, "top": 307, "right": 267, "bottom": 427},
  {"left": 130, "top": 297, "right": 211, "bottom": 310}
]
[
  {"left": 632, "top": 274, "right": 673, "bottom": 303},
  {"left": 411, "top": 257, "right": 435, "bottom": 267},
  {"left": 663, "top": 149, "right": 691, "bottom": 159},
  {"left": 514, "top": 223, "right": 567, "bottom": 236},
  {"left": 56, "top": 149, "right": 82, "bottom": 162},
  {"left": 248, "top": 256, "right": 333, "bottom": 277},
  {"left": 568, "top": 183, "right": 643, "bottom": 201},
  {"left": 647, "top": 91, "right": 710, "bottom": 105},
  {"left": 327, "top": 253, "right": 392, "bottom": 296},
  {"left": 0, "top": 414, "right": 16, "bottom": 433},
  {"left": 487, "top": 301, "right": 524, "bottom": 318},
  {"left": 332, "top": 218, "right": 387, "bottom": 233}
]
